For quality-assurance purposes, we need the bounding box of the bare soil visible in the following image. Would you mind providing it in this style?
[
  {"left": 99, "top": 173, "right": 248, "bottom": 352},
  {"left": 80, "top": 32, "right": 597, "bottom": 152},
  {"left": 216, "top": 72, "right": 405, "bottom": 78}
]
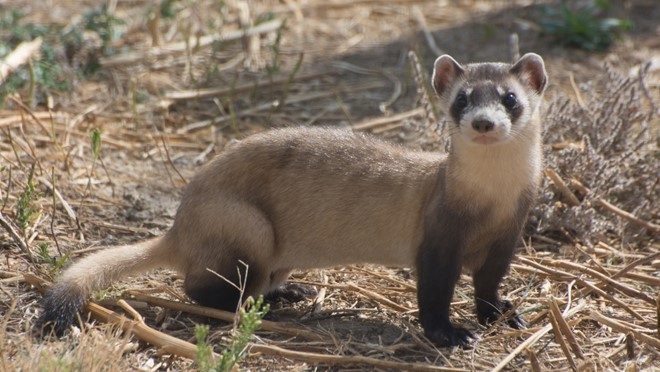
[{"left": 1, "top": 0, "right": 658, "bottom": 371}]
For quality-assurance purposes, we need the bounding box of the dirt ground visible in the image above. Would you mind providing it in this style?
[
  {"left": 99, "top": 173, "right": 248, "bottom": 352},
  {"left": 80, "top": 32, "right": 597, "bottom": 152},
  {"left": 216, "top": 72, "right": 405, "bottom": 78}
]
[{"left": 1, "top": 0, "right": 658, "bottom": 370}]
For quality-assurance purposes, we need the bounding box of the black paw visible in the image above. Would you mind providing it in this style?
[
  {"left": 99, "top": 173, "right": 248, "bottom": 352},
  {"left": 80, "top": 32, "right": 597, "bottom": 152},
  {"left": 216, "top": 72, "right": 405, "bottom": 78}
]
[
  {"left": 424, "top": 323, "right": 475, "bottom": 349},
  {"left": 477, "top": 299, "right": 525, "bottom": 329},
  {"left": 265, "top": 283, "right": 317, "bottom": 304}
]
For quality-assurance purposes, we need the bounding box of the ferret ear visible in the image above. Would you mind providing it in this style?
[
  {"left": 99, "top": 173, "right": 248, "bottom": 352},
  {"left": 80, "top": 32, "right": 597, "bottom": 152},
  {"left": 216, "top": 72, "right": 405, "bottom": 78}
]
[
  {"left": 432, "top": 55, "right": 464, "bottom": 97},
  {"left": 510, "top": 53, "right": 547, "bottom": 95}
]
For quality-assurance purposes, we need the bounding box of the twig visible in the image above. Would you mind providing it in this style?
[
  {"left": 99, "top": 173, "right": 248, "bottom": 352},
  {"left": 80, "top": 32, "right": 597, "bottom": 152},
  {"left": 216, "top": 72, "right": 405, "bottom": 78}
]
[
  {"left": 411, "top": 6, "right": 443, "bottom": 56},
  {"left": 590, "top": 311, "right": 660, "bottom": 350},
  {"left": 311, "top": 273, "right": 328, "bottom": 315},
  {"left": 117, "top": 299, "right": 144, "bottom": 324},
  {"left": 163, "top": 71, "right": 327, "bottom": 101},
  {"left": 0, "top": 37, "right": 42, "bottom": 84},
  {"left": 159, "top": 134, "right": 187, "bottom": 185},
  {"left": 570, "top": 179, "right": 659, "bottom": 233},
  {"left": 551, "top": 260, "right": 655, "bottom": 305},
  {"left": 330, "top": 61, "right": 401, "bottom": 113},
  {"left": 544, "top": 168, "right": 580, "bottom": 207},
  {"left": 8, "top": 97, "right": 54, "bottom": 139},
  {"left": 0, "top": 112, "right": 68, "bottom": 129},
  {"left": 38, "top": 177, "right": 78, "bottom": 223},
  {"left": 346, "top": 283, "right": 411, "bottom": 313},
  {"left": 352, "top": 108, "right": 423, "bottom": 131},
  {"left": 547, "top": 304, "right": 578, "bottom": 371},
  {"left": 568, "top": 72, "right": 586, "bottom": 109},
  {"left": 509, "top": 33, "right": 520, "bottom": 63},
  {"left": 0, "top": 211, "right": 32, "bottom": 261},
  {"left": 247, "top": 343, "right": 464, "bottom": 372},
  {"left": 100, "top": 19, "right": 283, "bottom": 67},
  {"left": 491, "top": 302, "right": 586, "bottom": 372},
  {"left": 527, "top": 348, "right": 542, "bottom": 372},
  {"left": 594, "top": 197, "right": 659, "bottom": 234},
  {"left": 125, "top": 292, "right": 323, "bottom": 341},
  {"left": 548, "top": 297, "right": 583, "bottom": 359},
  {"left": 516, "top": 257, "right": 644, "bottom": 320},
  {"left": 24, "top": 274, "right": 203, "bottom": 360},
  {"left": 177, "top": 81, "right": 384, "bottom": 133},
  {"left": 610, "top": 251, "right": 660, "bottom": 279}
]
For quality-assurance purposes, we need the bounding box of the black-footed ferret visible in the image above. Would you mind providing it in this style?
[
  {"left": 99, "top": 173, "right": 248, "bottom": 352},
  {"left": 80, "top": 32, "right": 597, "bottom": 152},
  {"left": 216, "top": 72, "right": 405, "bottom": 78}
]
[{"left": 38, "top": 53, "right": 547, "bottom": 348}]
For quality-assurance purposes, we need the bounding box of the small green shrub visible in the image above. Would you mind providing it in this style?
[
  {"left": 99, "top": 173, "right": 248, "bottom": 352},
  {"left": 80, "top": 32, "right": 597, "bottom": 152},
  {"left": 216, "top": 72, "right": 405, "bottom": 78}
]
[
  {"left": 83, "top": 2, "right": 126, "bottom": 54},
  {"left": 0, "top": 2, "right": 127, "bottom": 106},
  {"left": 539, "top": 0, "right": 631, "bottom": 51},
  {"left": 195, "top": 296, "right": 270, "bottom": 372},
  {"left": 16, "top": 167, "right": 40, "bottom": 232}
]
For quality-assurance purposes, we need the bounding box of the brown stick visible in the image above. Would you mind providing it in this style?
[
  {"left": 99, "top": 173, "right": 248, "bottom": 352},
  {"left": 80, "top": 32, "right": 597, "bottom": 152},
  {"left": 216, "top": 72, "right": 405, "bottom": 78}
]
[
  {"left": 163, "top": 71, "right": 328, "bottom": 101},
  {"left": 594, "top": 197, "right": 659, "bottom": 234},
  {"left": 610, "top": 251, "right": 660, "bottom": 279},
  {"left": 548, "top": 297, "right": 583, "bottom": 359},
  {"left": 352, "top": 108, "right": 424, "bottom": 131},
  {"left": 126, "top": 292, "right": 323, "bottom": 341},
  {"left": 24, "top": 274, "right": 204, "bottom": 360},
  {"left": 552, "top": 260, "right": 655, "bottom": 305},
  {"left": 590, "top": 311, "right": 660, "bottom": 350},
  {"left": 346, "top": 283, "right": 411, "bottom": 313},
  {"left": 247, "top": 343, "right": 464, "bottom": 372},
  {"left": 491, "top": 302, "right": 586, "bottom": 372},
  {"left": 100, "top": 19, "right": 283, "bottom": 67},
  {"left": 570, "top": 179, "right": 659, "bottom": 233},
  {"left": 0, "top": 211, "right": 32, "bottom": 260},
  {"left": 547, "top": 305, "right": 578, "bottom": 371},
  {"left": 411, "top": 6, "right": 444, "bottom": 56},
  {"left": 0, "top": 38, "right": 42, "bottom": 84},
  {"left": 545, "top": 168, "right": 581, "bottom": 207},
  {"left": 516, "top": 257, "right": 644, "bottom": 320}
]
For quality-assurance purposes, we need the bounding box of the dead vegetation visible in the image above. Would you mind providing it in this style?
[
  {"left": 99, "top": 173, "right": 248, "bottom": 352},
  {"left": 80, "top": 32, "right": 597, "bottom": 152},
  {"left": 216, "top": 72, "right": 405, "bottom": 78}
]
[{"left": 1, "top": 0, "right": 658, "bottom": 370}]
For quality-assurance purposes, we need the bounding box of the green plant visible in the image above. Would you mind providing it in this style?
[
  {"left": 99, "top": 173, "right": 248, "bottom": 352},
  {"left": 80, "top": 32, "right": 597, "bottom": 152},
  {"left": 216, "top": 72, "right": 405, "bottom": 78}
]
[
  {"left": 83, "top": 2, "right": 126, "bottom": 54},
  {"left": 160, "top": 0, "right": 182, "bottom": 19},
  {"left": 36, "top": 242, "right": 69, "bottom": 274},
  {"left": 266, "top": 18, "right": 286, "bottom": 76},
  {"left": 0, "top": 10, "right": 72, "bottom": 106},
  {"left": 195, "top": 296, "right": 270, "bottom": 372},
  {"left": 540, "top": 0, "right": 631, "bottom": 51},
  {"left": 16, "top": 167, "right": 40, "bottom": 232},
  {"left": 83, "top": 128, "right": 102, "bottom": 196}
]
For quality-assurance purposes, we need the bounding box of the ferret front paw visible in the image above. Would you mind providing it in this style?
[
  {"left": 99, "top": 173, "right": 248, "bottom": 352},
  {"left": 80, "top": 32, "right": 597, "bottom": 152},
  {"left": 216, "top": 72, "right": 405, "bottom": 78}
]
[
  {"left": 477, "top": 299, "right": 526, "bottom": 329},
  {"left": 424, "top": 323, "right": 475, "bottom": 348},
  {"left": 265, "top": 283, "right": 317, "bottom": 303}
]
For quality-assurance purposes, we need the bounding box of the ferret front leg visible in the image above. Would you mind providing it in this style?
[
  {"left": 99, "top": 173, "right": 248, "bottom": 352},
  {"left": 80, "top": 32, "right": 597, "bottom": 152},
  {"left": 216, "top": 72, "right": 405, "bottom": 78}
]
[
  {"left": 473, "top": 236, "right": 525, "bottom": 329},
  {"left": 416, "top": 227, "right": 474, "bottom": 348}
]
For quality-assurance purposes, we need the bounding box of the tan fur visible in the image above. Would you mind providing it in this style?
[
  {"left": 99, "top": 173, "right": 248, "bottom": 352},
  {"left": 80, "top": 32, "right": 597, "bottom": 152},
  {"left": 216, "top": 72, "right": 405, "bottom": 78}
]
[
  {"left": 40, "top": 54, "right": 546, "bottom": 341},
  {"left": 49, "top": 129, "right": 445, "bottom": 303}
]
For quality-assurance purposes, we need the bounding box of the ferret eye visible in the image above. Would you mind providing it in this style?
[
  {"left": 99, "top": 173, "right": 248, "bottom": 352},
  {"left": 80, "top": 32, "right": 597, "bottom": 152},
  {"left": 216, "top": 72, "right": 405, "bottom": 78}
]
[
  {"left": 502, "top": 93, "right": 517, "bottom": 110},
  {"left": 454, "top": 93, "right": 468, "bottom": 110}
]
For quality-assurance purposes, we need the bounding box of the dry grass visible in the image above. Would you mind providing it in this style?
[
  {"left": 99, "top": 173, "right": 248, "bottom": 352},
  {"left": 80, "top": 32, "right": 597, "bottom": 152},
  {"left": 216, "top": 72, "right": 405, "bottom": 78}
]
[{"left": 1, "top": 0, "right": 658, "bottom": 370}]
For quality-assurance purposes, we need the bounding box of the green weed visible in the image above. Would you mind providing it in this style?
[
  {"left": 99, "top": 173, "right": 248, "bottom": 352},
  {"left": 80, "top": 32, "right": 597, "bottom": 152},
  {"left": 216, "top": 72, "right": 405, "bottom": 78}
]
[
  {"left": 0, "top": 5, "right": 123, "bottom": 106},
  {"left": 0, "top": 10, "right": 71, "bottom": 105},
  {"left": 83, "top": 2, "right": 126, "bottom": 55},
  {"left": 84, "top": 128, "right": 102, "bottom": 196},
  {"left": 195, "top": 296, "right": 270, "bottom": 372},
  {"left": 266, "top": 18, "right": 286, "bottom": 76},
  {"left": 36, "top": 242, "right": 69, "bottom": 274},
  {"left": 16, "top": 166, "right": 40, "bottom": 232},
  {"left": 540, "top": 0, "right": 631, "bottom": 51}
]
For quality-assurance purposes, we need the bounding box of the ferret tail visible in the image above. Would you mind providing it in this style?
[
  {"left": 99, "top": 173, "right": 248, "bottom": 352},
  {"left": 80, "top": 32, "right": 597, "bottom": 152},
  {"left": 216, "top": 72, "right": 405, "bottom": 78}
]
[{"left": 36, "top": 236, "right": 171, "bottom": 336}]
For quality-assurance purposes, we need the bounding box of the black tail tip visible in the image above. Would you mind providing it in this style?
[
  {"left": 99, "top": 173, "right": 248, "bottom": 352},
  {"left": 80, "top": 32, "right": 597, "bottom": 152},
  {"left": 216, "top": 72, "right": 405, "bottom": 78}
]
[{"left": 35, "top": 286, "right": 87, "bottom": 338}]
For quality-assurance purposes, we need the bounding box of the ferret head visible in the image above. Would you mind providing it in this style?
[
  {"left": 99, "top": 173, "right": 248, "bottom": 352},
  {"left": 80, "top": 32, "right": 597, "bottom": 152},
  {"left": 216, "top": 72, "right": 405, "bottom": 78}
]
[{"left": 431, "top": 53, "right": 547, "bottom": 146}]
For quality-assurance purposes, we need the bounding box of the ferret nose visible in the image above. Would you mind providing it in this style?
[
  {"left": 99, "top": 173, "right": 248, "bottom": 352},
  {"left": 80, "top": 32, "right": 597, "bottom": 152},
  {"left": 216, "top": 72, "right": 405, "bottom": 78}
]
[{"left": 472, "top": 119, "right": 494, "bottom": 133}]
